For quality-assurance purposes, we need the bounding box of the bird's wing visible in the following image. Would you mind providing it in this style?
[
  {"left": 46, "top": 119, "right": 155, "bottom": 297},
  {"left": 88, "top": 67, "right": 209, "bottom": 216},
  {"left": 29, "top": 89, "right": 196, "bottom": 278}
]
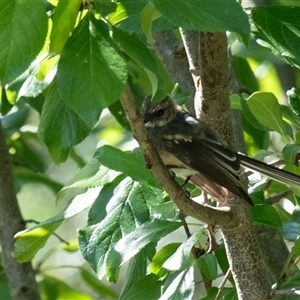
[{"left": 162, "top": 133, "right": 253, "bottom": 205}]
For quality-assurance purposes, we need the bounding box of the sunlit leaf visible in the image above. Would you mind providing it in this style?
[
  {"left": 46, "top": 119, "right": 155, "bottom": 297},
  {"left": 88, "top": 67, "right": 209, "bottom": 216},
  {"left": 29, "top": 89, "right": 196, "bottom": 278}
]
[{"left": 0, "top": 0, "right": 48, "bottom": 83}]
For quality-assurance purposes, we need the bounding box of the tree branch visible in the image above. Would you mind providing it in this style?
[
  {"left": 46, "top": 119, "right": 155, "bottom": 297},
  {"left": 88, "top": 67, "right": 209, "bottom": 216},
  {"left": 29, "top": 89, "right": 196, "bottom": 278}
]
[
  {"left": 0, "top": 121, "right": 40, "bottom": 300},
  {"left": 119, "top": 84, "right": 236, "bottom": 227}
]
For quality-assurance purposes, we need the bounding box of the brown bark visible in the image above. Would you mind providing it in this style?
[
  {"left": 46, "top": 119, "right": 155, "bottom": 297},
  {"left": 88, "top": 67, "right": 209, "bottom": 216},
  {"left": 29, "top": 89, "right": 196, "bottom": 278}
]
[{"left": 0, "top": 121, "right": 40, "bottom": 300}]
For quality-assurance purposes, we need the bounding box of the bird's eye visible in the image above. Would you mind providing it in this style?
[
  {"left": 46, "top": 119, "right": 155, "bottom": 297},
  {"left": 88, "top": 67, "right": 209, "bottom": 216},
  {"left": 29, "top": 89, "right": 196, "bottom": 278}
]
[{"left": 157, "top": 109, "right": 165, "bottom": 116}]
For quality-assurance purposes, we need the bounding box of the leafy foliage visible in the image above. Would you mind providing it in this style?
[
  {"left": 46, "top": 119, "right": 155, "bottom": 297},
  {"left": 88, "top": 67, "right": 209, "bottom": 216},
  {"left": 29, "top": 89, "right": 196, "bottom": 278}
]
[{"left": 1, "top": 0, "right": 300, "bottom": 299}]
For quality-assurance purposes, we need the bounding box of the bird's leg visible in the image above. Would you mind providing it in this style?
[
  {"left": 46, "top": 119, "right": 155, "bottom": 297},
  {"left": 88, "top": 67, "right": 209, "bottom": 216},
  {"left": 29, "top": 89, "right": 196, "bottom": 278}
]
[{"left": 181, "top": 175, "right": 192, "bottom": 197}]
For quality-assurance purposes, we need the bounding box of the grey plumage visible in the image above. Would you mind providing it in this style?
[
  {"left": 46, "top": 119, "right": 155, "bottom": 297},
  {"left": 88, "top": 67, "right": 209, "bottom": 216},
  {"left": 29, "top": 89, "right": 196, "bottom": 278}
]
[{"left": 141, "top": 96, "right": 300, "bottom": 206}]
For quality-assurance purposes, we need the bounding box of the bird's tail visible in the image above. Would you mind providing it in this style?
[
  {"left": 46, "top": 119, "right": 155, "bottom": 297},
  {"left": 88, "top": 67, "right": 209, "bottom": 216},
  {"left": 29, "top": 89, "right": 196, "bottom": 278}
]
[{"left": 237, "top": 153, "right": 300, "bottom": 189}]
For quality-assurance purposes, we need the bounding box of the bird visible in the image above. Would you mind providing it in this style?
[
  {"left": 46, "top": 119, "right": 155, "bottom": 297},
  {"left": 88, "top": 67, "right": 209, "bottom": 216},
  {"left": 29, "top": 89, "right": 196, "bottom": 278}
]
[{"left": 141, "top": 96, "right": 300, "bottom": 206}]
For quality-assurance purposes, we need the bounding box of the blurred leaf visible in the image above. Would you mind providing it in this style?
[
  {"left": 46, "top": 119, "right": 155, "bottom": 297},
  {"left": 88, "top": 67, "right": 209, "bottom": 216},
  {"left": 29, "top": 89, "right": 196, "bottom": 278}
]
[
  {"left": 105, "top": 219, "right": 181, "bottom": 282},
  {"left": 80, "top": 268, "right": 118, "bottom": 299},
  {"left": 196, "top": 253, "right": 218, "bottom": 280},
  {"left": 49, "top": 0, "right": 81, "bottom": 53},
  {"left": 0, "top": 0, "right": 48, "bottom": 84},
  {"left": 94, "top": 0, "right": 117, "bottom": 16},
  {"left": 14, "top": 223, "right": 61, "bottom": 262},
  {"left": 252, "top": 6, "right": 300, "bottom": 68},
  {"left": 282, "top": 222, "right": 300, "bottom": 241},
  {"left": 119, "top": 274, "right": 161, "bottom": 300},
  {"left": 160, "top": 267, "right": 194, "bottom": 300},
  {"left": 39, "top": 275, "right": 92, "bottom": 300},
  {"left": 280, "top": 270, "right": 300, "bottom": 290},
  {"left": 252, "top": 204, "right": 283, "bottom": 228},
  {"left": 152, "top": 0, "right": 250, "bottom": 42},
  {"left": 233, "top": 56, "right": 259, "bottom": 93},
  {"left": 247, "top": 92, "right": 291, "bottom": 137},
  {"left": 14, "top": 188, "right": 100, "bottom": 262},
  {"left": 14, "top": 167, "right": 63, "bottom": 193},
  {"left": 140, "top": 4, "right": 160, "bottom": 44},
  {"left": 0, "top": 265, "right": 10, "bottom": 300},
  {"left": 61, "top": 240, "right": 79, "bottom": 252},
  {"left": 1, "top": 87, "right": 13, "bottom": 115},
  {"left": 292, "top": 237, "right": 300, "bottom": 256}
]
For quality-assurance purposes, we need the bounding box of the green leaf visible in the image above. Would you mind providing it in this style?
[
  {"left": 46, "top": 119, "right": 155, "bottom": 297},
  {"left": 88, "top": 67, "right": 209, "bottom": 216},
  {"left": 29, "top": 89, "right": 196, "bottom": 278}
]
[
  {"left": 38, "top": 80, "right": 93, "bottom": 163},
  {"left": 151, "top": 243, "right": 180, "bottom": 275},
  {"left": 247, "top": 92, "right": 291, "bottom": 137},
  {"left": 56, "top": 13, "right": 127, "bottom": 121},
  {"left": 13, "top": 187, "right": 100, "bottom": 262},
  {"left": 39, "top": 275, "right": 92, "bottom": 300},
  {"left": 163, "top": 229, "right": 204, "bottom": 271},
  {"left": 78, "top": 178, "right": 162, "bottom": 279},
  {"left": 119, "top": 274, "right": 161, "bottom": 300},
  {"left": 151, "top": 0, "right": 250, "bottom": 41},
  {"left": 113, "top": 27, "right": 171, "bottom": 98},
  {"left": 80, "top": 268, "right": 118, "bottom": 299},
  {"left": 120, "top": 247, "right": 155, "bottom": 298},
  {"left": 287, "top": 87, "right": 300, "bottom": 116},
  {"left": 252, "top": 204, "right": 283, "bottom": 228},
  {"left": 196, "top": 253, "right": 218, "bottom": 280},
  {"left": 95, "top": 145, "right": 158, "bottom": 187},
  {"left": 292, "top": 237, "right": 300, "bottom": 256},
  {"left": 240, "top": 96, "right": 269, "bottom": 132},
  {"left": 252, "top": 6, "right": 300, "bottom": 68},
  {"left": 13, "top": 223, "right": 61, "bottom": 262},
  {"left": 232, "top": 56, "right": 259, "bottom": 93},
  {"left": 161, "top": 267, "right": 194, "bottom": 300},
  {"left": 0, "top": 0, "right": 48, "bottom": 84},
  {"left": 140, "top": 4, "right": 161, "bottom": 44},
  {"left": 282, "top": 144, "right": 300, "bottom": 165},
  {"left": 106, "top": 219, "right": 181, "bottom": 282},
  {"left": 49, "top": 0, "right": 81, "bottom": 54}
]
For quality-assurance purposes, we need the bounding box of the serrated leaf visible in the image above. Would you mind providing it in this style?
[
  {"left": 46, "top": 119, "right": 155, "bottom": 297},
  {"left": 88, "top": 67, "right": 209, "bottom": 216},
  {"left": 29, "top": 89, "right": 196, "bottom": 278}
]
[
  {"left": 252, "top": 204, "right": 283, "bottom": 228},
  {"left": 240, "top": 96, "right": 269, "bottom": 132},
  {"left": 50, "top": 0, "right": 81, "bottom": 53},
  {"left": 252, "top": 6, "right": 300, "bottom": 68},
  {"left": 0, "top": 0, "right": 48, "bottom": 84},
  {"left": 152, "top": 0, "right": 250, "bottom": 42},
  {"left": 287, "top": 87, "right": 300, "bottom": 116},
  {"left": 247, "top": 92, "right": 290, "bottom": 137},
  {"left": 56, "top": 13, "right": 126, "bottom": 121},
  {"left": 196, "top": 253, "right": 218, "bottom": 280},
  {"left": 78, "top": 178, "right": 162, "bottom": 280},
  {"left": 159, "top": 267, "right": 194, "bottom": 300},
  {"left": 106, "top": 219, "right": 181, "bottom": 282}
]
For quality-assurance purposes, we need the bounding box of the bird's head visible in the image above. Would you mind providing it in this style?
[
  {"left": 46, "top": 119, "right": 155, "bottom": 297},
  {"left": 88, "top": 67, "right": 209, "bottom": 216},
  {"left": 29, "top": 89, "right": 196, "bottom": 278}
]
[{"left": 141, "top": 96, "right": 177, "bottom": 128}]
